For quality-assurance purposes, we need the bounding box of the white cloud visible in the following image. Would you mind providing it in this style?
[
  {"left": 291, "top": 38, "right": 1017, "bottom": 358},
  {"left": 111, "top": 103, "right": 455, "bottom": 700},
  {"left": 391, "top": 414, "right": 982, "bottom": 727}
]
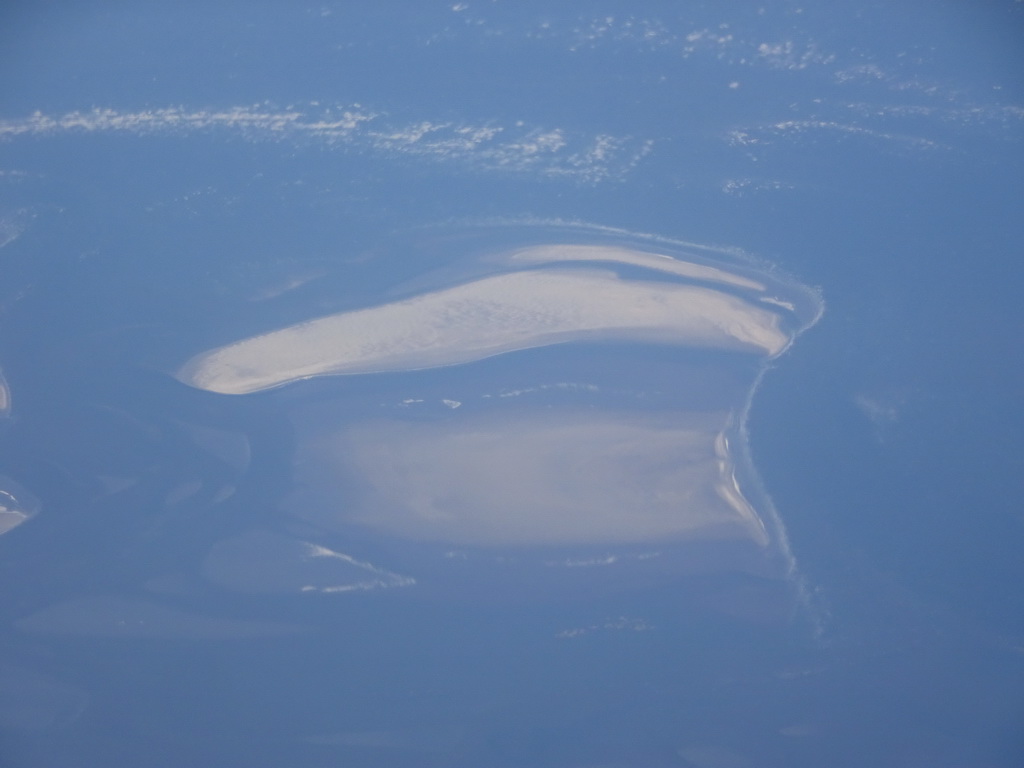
[
  {"left": 0, "top": 103, "right": 652, "bottom": 184},
  {"left": 721, "top": 177, "right": 795, "bottom": 196},
  {"left": 556, "top": 615, "right": 653, "bottom": 639},
  {"left": 727, "top": 119, "right": 948, "bottom": 152},
  {"left": 755, "top": 40, "right": 835, "bottom": 71}
]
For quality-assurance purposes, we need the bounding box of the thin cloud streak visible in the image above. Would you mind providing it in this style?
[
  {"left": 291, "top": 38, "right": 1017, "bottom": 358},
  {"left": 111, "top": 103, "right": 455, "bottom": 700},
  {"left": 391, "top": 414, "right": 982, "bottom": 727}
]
[{"left": 0, "top": 104, "right": 653, "bottom": 184}]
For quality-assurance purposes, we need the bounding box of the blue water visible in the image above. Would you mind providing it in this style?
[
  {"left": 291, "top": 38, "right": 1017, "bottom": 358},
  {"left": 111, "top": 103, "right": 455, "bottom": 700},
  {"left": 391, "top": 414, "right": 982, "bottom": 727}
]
[{"left": 2, "top": 2, "right": 1023, "bottom": 766}]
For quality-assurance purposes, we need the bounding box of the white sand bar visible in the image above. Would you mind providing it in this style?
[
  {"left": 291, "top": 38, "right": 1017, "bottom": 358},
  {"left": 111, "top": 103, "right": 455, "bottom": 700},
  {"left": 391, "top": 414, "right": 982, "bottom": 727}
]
[{"left": 179, "top": 266, "right": 788, "bottom": 395}]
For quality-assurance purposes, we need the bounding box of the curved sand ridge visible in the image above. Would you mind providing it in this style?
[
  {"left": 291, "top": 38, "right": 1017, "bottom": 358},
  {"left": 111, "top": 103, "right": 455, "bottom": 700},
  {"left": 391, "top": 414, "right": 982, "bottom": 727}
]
[{"left": 177, "top": 245, "right": 794, "bottom": 396}]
